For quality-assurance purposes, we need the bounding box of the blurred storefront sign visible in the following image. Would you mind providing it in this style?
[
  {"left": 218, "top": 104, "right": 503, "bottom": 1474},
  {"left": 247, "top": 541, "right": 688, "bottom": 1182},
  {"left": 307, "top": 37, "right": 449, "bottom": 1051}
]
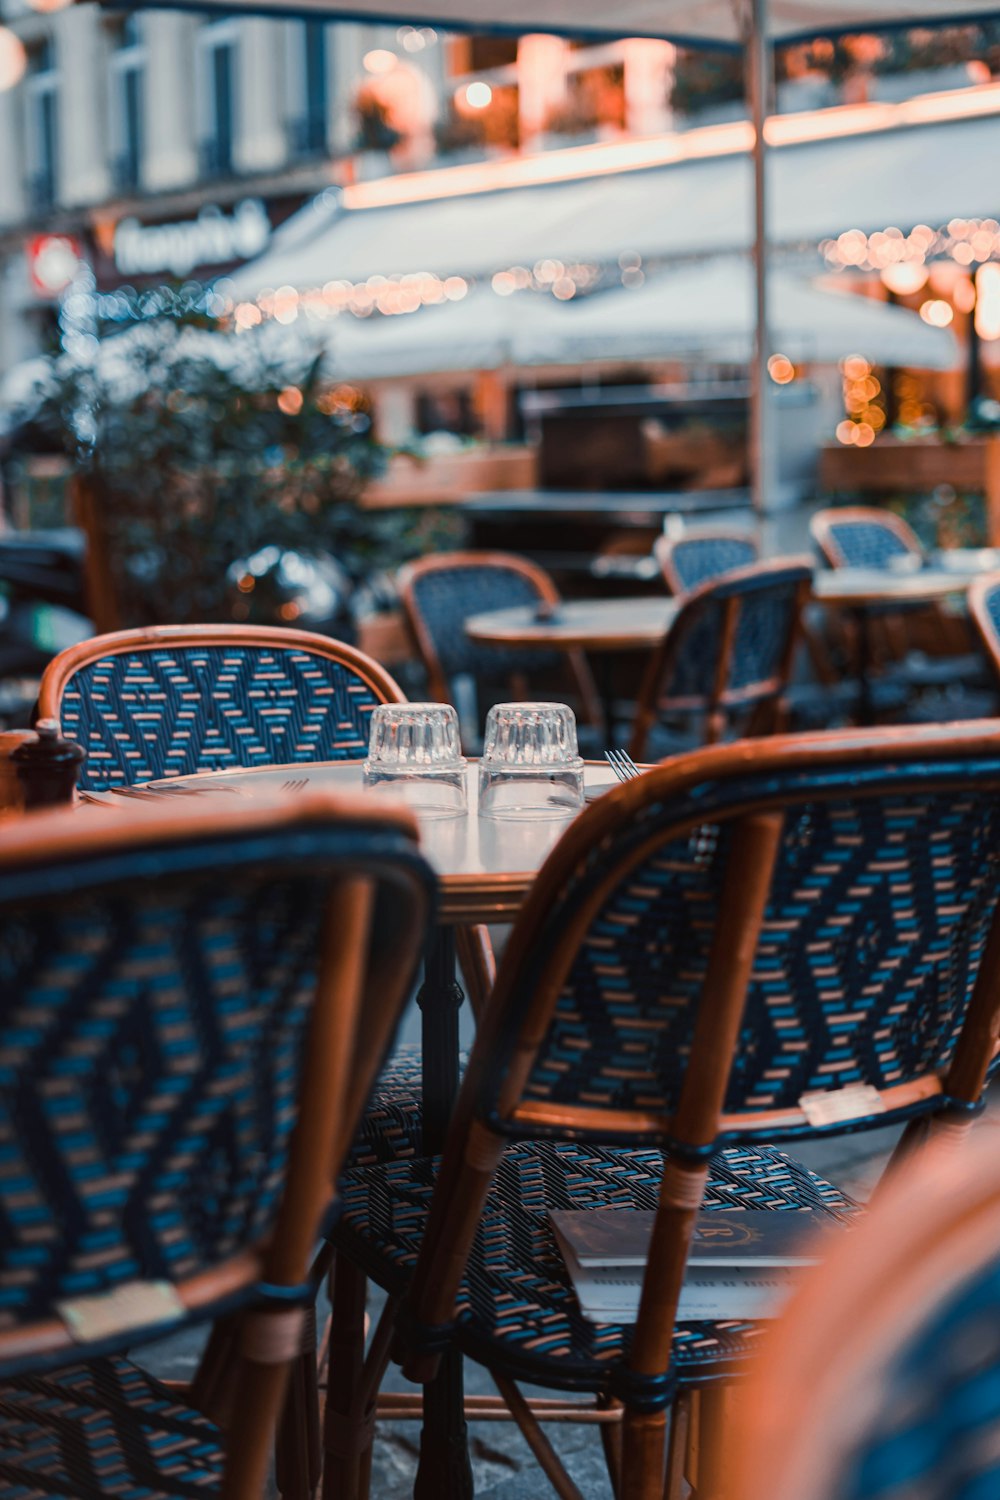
[{"left": 88, "top": 194, "right": 307, "bottom": 290}]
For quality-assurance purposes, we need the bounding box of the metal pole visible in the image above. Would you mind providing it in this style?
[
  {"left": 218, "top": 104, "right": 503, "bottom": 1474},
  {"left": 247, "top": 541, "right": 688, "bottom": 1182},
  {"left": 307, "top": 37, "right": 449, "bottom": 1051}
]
[{"left": 749, "top": 0, "right": 773, "bottom": 518}]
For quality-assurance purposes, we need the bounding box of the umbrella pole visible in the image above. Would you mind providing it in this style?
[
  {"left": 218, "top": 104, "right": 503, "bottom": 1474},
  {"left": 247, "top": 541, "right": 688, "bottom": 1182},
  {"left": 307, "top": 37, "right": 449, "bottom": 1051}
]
[{"left": 749, "top": 0, "right": 773, "bottom": 520}]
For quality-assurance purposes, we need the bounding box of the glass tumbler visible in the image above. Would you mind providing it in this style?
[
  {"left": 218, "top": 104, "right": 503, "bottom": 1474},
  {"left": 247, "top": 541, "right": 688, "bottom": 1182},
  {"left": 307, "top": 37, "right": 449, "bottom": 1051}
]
[
  {"left": 479, "top": 702, "right": 585, "bottom": 819},
  {"left": 363, "top": 702, "right": 467, "bottom": 817}
]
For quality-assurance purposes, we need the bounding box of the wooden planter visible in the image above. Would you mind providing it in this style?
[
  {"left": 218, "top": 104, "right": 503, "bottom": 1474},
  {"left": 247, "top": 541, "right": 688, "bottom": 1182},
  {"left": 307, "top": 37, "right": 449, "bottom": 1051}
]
[{"left": 819, "top": 436, "right": 1000, "bottom": 545}]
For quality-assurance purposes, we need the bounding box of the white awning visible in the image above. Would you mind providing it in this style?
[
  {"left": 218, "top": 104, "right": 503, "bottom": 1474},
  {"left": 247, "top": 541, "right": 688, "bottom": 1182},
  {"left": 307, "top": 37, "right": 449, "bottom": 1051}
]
[
  {"left": 128, "top": 0, "right": 1000, "bottom": 45},
  {"left": 256, "top": 266, "right": 954, "bottom": 378},
  {"left": 229, "top": 111, "right": 1000, "bottom": 294}
]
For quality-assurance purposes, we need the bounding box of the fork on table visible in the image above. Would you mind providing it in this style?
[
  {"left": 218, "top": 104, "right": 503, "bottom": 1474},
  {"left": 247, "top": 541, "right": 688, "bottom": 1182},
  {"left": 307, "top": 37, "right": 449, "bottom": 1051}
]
[{"left": 604, "top": 749, "right": 642, "bottom": 783}]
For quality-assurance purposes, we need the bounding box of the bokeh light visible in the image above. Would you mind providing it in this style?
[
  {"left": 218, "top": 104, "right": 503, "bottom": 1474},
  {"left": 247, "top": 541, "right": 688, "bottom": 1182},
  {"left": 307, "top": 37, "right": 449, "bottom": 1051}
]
[
  {"left": 463, "top": 81, "right": 493, "bottom": 110},
  {"left": 0, "top": 27, "right": 27, "bottom": 91}
]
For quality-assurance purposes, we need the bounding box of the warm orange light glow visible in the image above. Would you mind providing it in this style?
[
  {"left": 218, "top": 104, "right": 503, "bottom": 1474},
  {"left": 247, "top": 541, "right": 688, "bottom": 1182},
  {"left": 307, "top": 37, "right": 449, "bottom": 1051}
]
[
  {"left": 836, "top": 421, "right": 858, "bottom": 445},
  {"left": 840, "top": 355, "right": 871, "bottom": 380},
  {"left": 976, "top": 263, "right": 1000, "bottom": 340},
  {"left": 0, "top": 27, "right": 26, "bottom": 91},
  {"left": 463, "top": 81, "right": 493, "bottom": 110},
  {"left": 767, "top": 353, "right": 795, "bottom": 384},
  {"left": 920, "top": 299, "right": 954, "bottom": 327},
  {"left": 363, "top": 49, "right": 397, "bottom": 75},
  {"left": 278, "top": 386, "right": 304, "bottom": 415},
  {"left": 342, "top": 80, "right": 1000, "bottom": 213},
  {"left": 880, "top": 263, "right": 929, "bottom": 296}
]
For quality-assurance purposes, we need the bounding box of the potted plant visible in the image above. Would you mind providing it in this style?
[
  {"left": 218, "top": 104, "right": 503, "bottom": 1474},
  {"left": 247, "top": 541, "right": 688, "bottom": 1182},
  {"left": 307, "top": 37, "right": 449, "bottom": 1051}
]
[{"left": 10, "top": 317, "right": 461, "bottom": 637}]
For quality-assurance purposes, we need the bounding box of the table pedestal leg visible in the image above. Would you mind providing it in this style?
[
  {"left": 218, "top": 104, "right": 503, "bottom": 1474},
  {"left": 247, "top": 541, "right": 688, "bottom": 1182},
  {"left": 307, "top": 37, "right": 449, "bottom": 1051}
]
[{"left": 414, "top": 927, "right": 474, "bottom": 1500}]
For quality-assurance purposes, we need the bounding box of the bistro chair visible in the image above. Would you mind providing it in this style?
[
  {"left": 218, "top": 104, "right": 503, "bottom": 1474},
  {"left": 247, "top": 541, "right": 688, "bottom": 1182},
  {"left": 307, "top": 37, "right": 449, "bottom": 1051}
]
[
  {"left": 654, "top": 528, "right": 759, "bottom": 596},
  {"left": 0, "top": 788, "right": 434, "bottom": 1499},
  {"left": 36, "top": 622, "right": 406, "bottom": 791},
  {"left": 398, "top": 550, "right": 601, "bottom": 745},
  {"left": 37, "top": 621, "right": 491, "bottom": 1016},
  {"left": 629, "top": 557, "right": 812, "bottom": 758},
  {"left": 812, "top": 508, "right": 988, "bottom": 722},
  {"left": 810, "top": 505, "right": 923, "bottom": 571},
  {"left": 734, "top": 1129, "right": 1000, "bottom": 1500},
  {"left": 326, "top": 721, "right": 1000, "bottom": 1500}
]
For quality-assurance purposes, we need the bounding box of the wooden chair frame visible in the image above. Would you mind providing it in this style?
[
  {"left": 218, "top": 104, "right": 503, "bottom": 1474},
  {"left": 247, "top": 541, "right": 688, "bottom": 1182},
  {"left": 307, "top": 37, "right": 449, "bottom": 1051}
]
[
  {"left": 654, "top": 529, "right": 760, "bottom": 597},
  {"left": 377, "top": 722, "right": 1000, "bottom": 1500},
  {"left": 810, "top": 505, "right": 924, "bottom": 571},
  {"left": 37, "top": 622, "right": 407, "bottom": 723},
  {"left": 397, "top": 550, "right": 602, "bottom": 729},
  {"left": 629, "top": 557, "right": 813, "bottom": 758},
  {"left": 733, "top": 1129, "right": 1000, "bottom": 1500},
  {"left": 0, "top": 790, "right": 433, "bottom": 1500}
]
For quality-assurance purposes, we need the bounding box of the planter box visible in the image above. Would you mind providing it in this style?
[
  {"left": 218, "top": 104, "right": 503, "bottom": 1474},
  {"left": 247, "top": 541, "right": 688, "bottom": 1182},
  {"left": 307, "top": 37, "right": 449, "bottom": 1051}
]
[
  {"left": 362, "top": 446, "right": 537, "bottom": 510},
  {"left": 819, "top": 436, "right": 1000, "bottom": 544},
  {"left": 356, "top": 608, "right": 413, "bottom": 667}
]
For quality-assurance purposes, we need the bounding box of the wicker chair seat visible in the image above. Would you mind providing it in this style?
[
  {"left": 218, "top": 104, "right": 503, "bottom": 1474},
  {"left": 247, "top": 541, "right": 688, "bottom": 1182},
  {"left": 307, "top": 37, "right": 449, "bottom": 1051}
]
[
  {"left": 0, "top": 1356, "right": 226, "bottom": 1497},
  {"left": 337, "top": 1140, "right": 857, "bottom": 1390}
]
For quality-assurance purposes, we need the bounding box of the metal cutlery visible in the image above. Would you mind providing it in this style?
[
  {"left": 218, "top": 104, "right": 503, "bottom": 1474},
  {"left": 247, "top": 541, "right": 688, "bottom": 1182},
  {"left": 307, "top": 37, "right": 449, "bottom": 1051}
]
[{"left": 604, "top": 749, "right": 642, "bottom": 783}]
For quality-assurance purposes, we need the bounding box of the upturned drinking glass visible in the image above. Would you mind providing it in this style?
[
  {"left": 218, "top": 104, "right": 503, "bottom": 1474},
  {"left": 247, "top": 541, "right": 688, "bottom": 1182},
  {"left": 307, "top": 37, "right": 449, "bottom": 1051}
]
[
  {"left": 363, "top": 702, "right": 467, "bottom": 817},
  {"left": 479, "top": 702, "right": 584, "bottom": 818}
]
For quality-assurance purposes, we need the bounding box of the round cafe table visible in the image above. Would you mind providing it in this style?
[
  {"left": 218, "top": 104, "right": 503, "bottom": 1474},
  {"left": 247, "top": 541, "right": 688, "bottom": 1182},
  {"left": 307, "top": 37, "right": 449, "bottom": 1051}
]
[
  {"left": 465, "top": 595, "right": 680, "bottom": 653},
  {"left": 89, "top": 757, "right": 622, "bottom": 1497},
  {"left": 812, "top": 565, "right": 984, "bottom": 725}
]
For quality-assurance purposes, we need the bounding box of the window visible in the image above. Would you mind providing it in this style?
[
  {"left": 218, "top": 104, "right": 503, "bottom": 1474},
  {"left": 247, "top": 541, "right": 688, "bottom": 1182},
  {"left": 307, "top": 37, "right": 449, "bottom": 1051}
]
[
  {"left": 24, "top": 39, "right": 58, "bottom": 210},
  {"left": 197, "top": 19, "right": 238, "bottom": 177},
  {"left": 289, "top": 21, "right": 328, "bottom": 158},
  {"left": 109, "top": 17, "right": 144, "bottom": 192}
]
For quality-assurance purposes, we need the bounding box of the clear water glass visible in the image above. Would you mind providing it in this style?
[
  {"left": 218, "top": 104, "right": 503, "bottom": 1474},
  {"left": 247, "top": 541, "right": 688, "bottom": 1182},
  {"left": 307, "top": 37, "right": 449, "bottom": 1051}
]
[
  {"left": 363, "top": 702, "right": 467, "bottom": 817},
  {"left": 479, "top": 702, "right": 584, "bottom": 819}
]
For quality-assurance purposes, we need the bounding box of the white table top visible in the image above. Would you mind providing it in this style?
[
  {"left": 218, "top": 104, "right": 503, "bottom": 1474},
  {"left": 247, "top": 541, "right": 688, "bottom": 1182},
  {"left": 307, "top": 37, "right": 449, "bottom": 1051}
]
[{"left": 465, "top": 597, "right": 680, "bottom": 651}]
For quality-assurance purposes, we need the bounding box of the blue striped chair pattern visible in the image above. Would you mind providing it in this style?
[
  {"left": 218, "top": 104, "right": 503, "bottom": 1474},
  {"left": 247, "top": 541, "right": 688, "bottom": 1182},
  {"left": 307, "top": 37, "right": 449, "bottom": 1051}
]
[
  {"left": 658, "top": 533, "right": 759, "bottom": 595},
  {"left": 58, "top": 641, "right": 388, "bottom": 791}
]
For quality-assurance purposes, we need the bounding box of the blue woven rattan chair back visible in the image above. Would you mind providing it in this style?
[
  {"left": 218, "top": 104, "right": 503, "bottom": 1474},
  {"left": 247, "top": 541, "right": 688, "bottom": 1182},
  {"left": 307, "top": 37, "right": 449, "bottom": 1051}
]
[
  {"left": 664, "top": 535, "right": 759, "bottom": 594},
  {"left": 659, "top": 560, "right": 809, "bottom": 705},
  {"left": 822, "top": 517, "right": 916, "bottom": 570},
  {"left": 0, "top": 805, "right": 433, "bottom": 1366},
  {"left": 50, "top": 632, "right": 400, "bottom": 792},
  {"left": 478, "top": 731, "right": 1000, "bottom": 1143},
  {"left": 407, "top": 561, "right": 561, "bottom": 682}
]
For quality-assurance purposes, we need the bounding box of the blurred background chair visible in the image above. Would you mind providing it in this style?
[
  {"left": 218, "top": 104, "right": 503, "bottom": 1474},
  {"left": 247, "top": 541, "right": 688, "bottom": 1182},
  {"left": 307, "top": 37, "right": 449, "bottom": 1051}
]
[
  {"left": 630, "top": 558, "right": 812, "bottom": 758},
  {"left": 0, "top": 790, "right": 433, "bottom": 1499},
  {"left": 655, "top": 528, "right": 759, "bottom": 595},
  {"left": 734, "top": 1128, "right": 1000, "bottom": 1500},
  {"left": 326, "top": 722, "right": 1000, "bottom": 1500},
  {"left": 398, "top": 550, "right": 601, "bottom": 749},
  {"left": 811, "top": 506, "right": 989, "bottom": 722},
  {"left": 38, "top": 623, "right": 405, "bottom": 792}
]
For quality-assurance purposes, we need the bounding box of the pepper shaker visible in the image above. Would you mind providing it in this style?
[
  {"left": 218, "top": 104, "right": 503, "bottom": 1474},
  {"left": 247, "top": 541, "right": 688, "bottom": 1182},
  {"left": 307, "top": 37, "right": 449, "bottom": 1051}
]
[{"left": 12, "top": 719, "right": 86, "bottom": 809}]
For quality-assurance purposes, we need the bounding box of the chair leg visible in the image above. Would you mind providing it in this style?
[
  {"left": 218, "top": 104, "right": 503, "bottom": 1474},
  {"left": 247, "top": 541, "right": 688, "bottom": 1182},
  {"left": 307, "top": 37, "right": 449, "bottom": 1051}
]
[
  {"left": 322, "top": 1256, "right": 370, "bottom": 1500},
  {"left": 621, "top": 1406, "right": 668, "bottom": 1500},
  {"left": 598, "top": 1394, "right": 623, "bottom": 1498},
  {"left": 691, "top": 1384, "right": 734, "bottom": 1500},
  {"left": 492, "top": 1373, "right": 586, "bottom": 1500},
  {"left": 275, "top": 1303, "right": 321, "bottom": 1500},
  {"left": 663, "top": 1392, "right": 692, "bottom": 1500}
]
